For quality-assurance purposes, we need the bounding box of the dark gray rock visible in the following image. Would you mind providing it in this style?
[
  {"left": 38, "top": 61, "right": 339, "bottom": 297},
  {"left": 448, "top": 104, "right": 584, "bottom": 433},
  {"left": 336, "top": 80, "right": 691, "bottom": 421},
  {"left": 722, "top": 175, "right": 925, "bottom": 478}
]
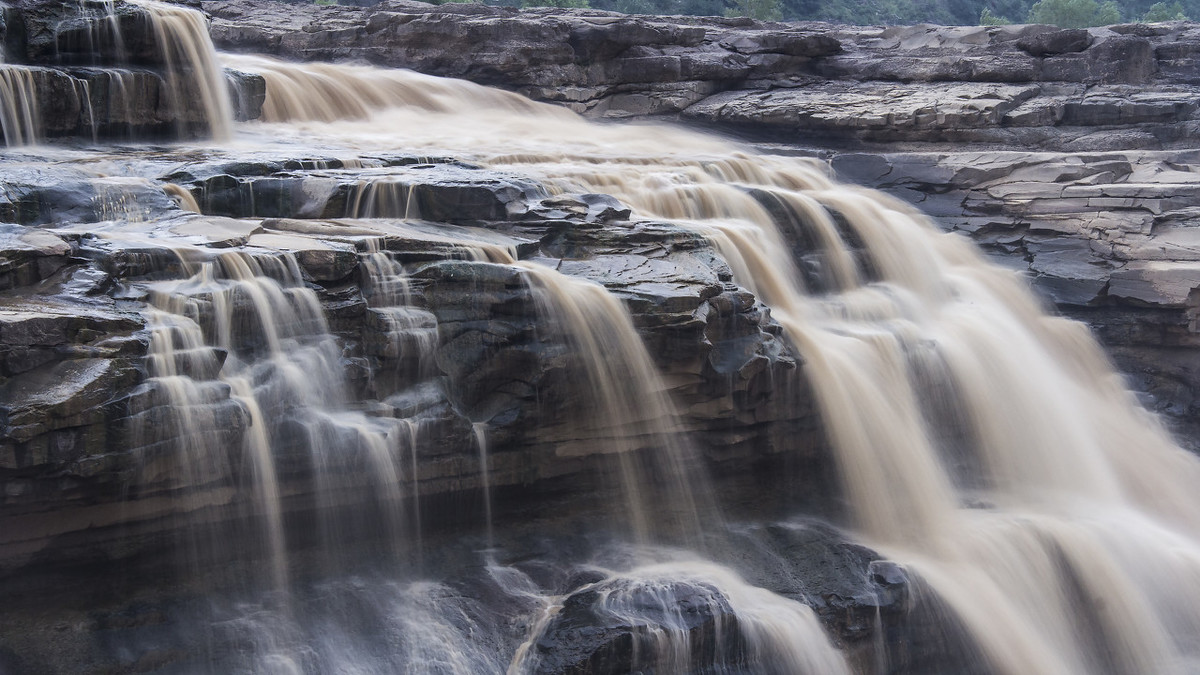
[
  {"left": 530, "top": 575, "right": 746, "bottom": 674},
  {"left": 1015, "top": 28, "right": 1091, "bottom": 56},
  {"left": 0, "top": 225, "right": 72, "bottom": 291}
]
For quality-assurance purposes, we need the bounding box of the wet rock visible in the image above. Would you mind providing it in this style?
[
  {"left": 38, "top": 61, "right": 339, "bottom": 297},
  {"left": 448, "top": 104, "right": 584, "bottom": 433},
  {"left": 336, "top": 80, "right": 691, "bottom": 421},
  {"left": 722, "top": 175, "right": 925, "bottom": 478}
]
[
  {"left": 0, "top": 225, "right": 72, "bottom": 291},
  {"left": 225, "top": 68, "right": 266, "bottom": 122},
  {"left": 1, "top": 359, "right": 123, "bottom": 449},
  {"left": 530, "top": 576, "right": 745, "bottom": 674},
  {"left": 246, "top": 232, "right": 358, "bottom": 281}
]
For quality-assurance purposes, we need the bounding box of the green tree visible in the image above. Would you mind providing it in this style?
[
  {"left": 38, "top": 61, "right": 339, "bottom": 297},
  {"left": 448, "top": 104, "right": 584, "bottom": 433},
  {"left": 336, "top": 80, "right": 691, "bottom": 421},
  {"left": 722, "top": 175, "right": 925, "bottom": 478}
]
[
  {"left": 1142, "top": 0, "right": 1188, "bottom": 19},
  {"left": 1027, "top": 0, "right": 1121, "bottom": 26},
  {"left": 724, "top": 0, "right": 784, "bottom": 20},
  {"left": 980, "top": 6, "right": 1014, "bottom": 22}
]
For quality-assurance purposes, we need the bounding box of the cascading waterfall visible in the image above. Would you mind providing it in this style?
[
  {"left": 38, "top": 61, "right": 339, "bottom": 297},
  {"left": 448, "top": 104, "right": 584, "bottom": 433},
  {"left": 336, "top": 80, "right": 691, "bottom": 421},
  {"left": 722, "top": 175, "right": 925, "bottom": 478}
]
[
  {"left": 19, "top": 19, "right": 1200, "bottom": 671},
  {"left": 221, "top": 53, "right": 557, "bottom": 124},
  {"left": 518, "top": 263, "right": 709, "bottom": 545},
  {"left": 128, "top": 0, "right": 233, "bottom": 139},
  {"left": 140, "top": 246, "right": 414, "bottom": 585},
  {"left": 521, "top": 157, "right": 1200, "bottom": 672},
  {"left": 213, "top": 54, "right": 1200, "bottom": 672}
]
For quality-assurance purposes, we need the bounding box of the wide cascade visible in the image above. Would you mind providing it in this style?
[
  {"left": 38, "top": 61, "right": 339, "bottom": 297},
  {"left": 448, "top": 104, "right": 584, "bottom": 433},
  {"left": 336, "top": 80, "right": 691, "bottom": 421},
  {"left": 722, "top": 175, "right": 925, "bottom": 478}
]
[{"left": 6, "top": 4, "right": 1200, "bottom": 674}]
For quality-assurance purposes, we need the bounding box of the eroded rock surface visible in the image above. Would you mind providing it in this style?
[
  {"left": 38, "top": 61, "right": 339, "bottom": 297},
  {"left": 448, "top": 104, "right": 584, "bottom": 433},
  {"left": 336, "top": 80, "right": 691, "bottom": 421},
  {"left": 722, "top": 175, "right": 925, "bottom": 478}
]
[
  {"left": 207, "top": 0, "right": 1200, "bottom": 152},
  {"left": 828, "top": 149, "right": 1200, "bottom": 442}
]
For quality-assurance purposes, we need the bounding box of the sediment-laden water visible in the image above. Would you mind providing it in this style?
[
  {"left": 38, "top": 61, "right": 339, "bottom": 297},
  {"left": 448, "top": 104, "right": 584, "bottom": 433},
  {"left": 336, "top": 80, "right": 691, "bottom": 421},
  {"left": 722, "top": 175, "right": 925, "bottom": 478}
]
[{"left": 5, "top": 3, "right": 1200, "bottom": 673}]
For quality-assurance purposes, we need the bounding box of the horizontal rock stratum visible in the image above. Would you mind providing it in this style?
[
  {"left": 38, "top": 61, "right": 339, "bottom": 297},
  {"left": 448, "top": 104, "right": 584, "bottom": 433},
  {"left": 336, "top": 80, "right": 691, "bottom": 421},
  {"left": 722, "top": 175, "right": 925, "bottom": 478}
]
[
  {"left": 208, "top": 0, "right": 1200, "bottom": 150},
  {"left": 203, "top": 0, "right": 1200, "bottom": 440}
]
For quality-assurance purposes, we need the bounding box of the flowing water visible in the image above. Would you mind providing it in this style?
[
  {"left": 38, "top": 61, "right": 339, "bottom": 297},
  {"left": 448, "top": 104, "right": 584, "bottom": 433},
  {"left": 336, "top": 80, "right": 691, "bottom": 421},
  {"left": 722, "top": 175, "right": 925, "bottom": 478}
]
[
  {"left": 213, "top": 53, "right": 1200, "bottom": 673},
  {"left": 0, "top": 66, "right": 40, "bottom": 146},
  {"left": 14, "top": 6, "right": 1200, "bottom": 672},
  {"left": 128, "top": 0, "right": 234, "bottom": 140}
]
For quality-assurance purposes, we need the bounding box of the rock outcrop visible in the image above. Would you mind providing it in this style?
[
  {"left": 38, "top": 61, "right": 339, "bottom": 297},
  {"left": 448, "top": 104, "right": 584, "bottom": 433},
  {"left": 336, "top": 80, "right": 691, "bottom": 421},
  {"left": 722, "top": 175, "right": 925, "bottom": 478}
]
[
  {"left": 201, "top": 0, "right": 1200, "bottom": 443},
  {"left": 207, "top": 0, "right": 1200, "bottom": 151},
  {"left": 0, "top": 0, "right": 263, "bottom": 141},
  {"left": 830, "top": 149, "right": 1200, "bottom": 444}
]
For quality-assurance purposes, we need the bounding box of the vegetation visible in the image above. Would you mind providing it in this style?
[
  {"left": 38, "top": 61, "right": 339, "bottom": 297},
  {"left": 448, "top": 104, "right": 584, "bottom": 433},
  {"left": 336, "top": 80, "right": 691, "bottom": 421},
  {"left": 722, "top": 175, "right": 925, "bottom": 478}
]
[
  {"left": 1026, "top": 0, "right": 1120, "bottom": 26},
  {"left": 1143, "top": 0, "right": 1188, "bottom": 18},
  {"left": 980, "top": 6, "right": 1013, "bottom": 21},
  {"left": 724, "top": 0, "right": 784, "bottom": 19}
]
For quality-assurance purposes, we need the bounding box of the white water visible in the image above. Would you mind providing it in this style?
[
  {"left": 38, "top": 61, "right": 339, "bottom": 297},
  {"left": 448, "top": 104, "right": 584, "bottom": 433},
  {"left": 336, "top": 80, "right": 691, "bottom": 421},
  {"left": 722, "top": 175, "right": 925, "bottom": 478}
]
[
  {"left": 510, "top": 558, "right": 851, "bottom": 674},
  {"left": 47, "top": 10, "right": 1200, "bottom": 672},
  {"left": 129, "top": 0, "right": 234, "bottom": 140},
  {"left": 215, "top": 53, "right": 1200, "bottom": 673}
]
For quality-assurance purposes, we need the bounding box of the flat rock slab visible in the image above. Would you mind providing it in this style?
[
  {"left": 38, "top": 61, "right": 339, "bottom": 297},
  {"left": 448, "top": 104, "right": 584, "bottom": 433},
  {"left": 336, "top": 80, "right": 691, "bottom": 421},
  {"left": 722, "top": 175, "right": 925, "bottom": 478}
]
[
  {"left": 685, "top": 82, "right": 1040, "bottom": 134},
  {"left": 1109, "top": 260, "right": 1200, "bottom": 306},
  {"left": 560, "top": 250, "right": 724, "bottom": 313},
  {"left": 246, "top": 232, "right": 359, "bottom": 281},
  {"left": 0, "top": 302, "right": 141, "bottom": 349},
  {"left": 262, "top": 217, "right": 537, "bottom": 259},
  {"left": 1, "top": 359, "right": 118, "bottom": 444}
]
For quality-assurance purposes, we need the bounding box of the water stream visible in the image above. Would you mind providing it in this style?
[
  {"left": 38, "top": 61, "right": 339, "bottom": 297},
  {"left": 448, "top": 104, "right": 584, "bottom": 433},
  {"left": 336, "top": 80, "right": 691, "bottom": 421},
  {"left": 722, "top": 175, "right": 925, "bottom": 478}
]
[
  {"left": 11, "top": 6, "right": 1200, "bottom": 672},
  {"left": 218, "top": 50, "right": 1200, "bottom": 674}
]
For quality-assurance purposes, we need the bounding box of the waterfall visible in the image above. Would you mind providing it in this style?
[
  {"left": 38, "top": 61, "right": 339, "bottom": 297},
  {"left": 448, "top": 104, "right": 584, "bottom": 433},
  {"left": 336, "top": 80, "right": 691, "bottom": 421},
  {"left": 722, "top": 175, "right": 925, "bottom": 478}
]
[
  {"left": 129, "top": 0, "right": 233, "bottom": 140},
  {"left": 518, "top": 263, "right": 710, "bottom": 545},
  {"left": 16, "top": 25, "right": 1200, "bottom": 673},
  {"left": 220, "top": 53, "right": 558, "bottom": 123},
  {"left": 0, "top": 66, "right": 40, "bottom": 146},
  {"left": 140, "top": 247, "right": 412, "bottom": 584},
  {"left": 517, "top": 155, "right": 1200, "bottom": 672},
  {"left": 217, "top": 55, "right": 1200, "bottom": 672},
  {"left": 163, "top": 183, "right": 201, "bottom": 212}
]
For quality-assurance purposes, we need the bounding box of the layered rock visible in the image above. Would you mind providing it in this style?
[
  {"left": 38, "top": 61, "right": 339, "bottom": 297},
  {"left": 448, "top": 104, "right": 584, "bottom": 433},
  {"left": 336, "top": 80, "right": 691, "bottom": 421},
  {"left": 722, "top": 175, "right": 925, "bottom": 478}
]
[
  {"left": 0, "top": 0, "right": 264, "bottom": 142},
  {"left": 829, "top": 149, "right": 1200, "bottom": 443},
  {"left": 207, "top": 0, "right": 1200, "bottom": 151},
  {"left": 0, "top": 147, "right": 828, "bottom": 575},
  {"left": 6, "top": 2, "right": 1200, "bottom": 672},
  {"left": 198, "top": 5, "right": 1200, "bottom": 439}
]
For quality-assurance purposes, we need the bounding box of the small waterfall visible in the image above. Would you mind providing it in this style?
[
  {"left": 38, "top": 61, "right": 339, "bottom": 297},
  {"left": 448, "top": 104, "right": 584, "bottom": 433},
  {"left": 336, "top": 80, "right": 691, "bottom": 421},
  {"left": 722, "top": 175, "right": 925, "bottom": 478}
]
[
  {"left": 219, "top": 53, "right": 558, "bottom": 123},
  {"left": 128, "top": 0, "right": 234, "bottom": 139},
  {"left": 97, "top": 68, "right": 138, "bottom": 138},
  {"left": 74, "top": 77, "right": 98, "bottom": 143},
  {"left": 163, "top": 183, "right": 201, "bottom": 212},
  {"left": 518, "top": 263, "right": 709, "bottom": 545},
  {"left": 347, "top": 178, "right": 419, "bottom": 219},
  {"left": 57, "top": 0, "right": 128, "bottom": 64},
  {"left": 141, "top": 246, "right": 411, "bottom": 583},
  {"left": 510, "top": 558, "right": 852, "bottom": 674},
  {"left": 0, "top": 66, "right": 40, "bottom": 146},
  {"left": 472, "top": 421, "right": 494, "bottom": 550}
]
